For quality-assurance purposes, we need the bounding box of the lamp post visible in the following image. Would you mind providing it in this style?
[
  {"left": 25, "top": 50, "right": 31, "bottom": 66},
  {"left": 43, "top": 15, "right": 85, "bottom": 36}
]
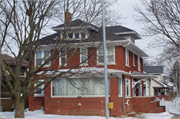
[{"left": 101, "top": 0, "right": 109, "bottom": 119}]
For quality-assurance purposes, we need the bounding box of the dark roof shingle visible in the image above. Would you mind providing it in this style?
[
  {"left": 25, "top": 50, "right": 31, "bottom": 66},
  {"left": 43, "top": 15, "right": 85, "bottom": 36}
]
[{"left": 143, "top": 66, "right": 164, "bottom": 74}]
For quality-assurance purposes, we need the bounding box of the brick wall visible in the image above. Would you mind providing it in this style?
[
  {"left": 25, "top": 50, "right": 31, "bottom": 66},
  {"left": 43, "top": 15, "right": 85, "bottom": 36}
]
[{"left": 29, "top": 45, "right": 145, "bottom": 116}]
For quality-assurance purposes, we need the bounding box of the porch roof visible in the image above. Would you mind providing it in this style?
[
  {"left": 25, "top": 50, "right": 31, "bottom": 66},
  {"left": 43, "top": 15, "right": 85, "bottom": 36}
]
[
  {"left": 131, "top": 71, "right": 156, "bottom": 79},
  {"left": 37, "top": 67, "right": 130, "bottom": 77}
]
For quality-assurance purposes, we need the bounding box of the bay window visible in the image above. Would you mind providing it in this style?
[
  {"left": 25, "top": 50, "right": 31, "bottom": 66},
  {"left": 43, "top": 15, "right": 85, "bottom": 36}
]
[{"left": 97, "top": 47, "right": 115, "bottom": 64}]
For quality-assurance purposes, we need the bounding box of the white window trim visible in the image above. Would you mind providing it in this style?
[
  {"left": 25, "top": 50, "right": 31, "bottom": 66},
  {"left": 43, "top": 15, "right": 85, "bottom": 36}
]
[
  {"left": 133, "top": 53, "right": 135, "bottom": 66},
  {"left": 138, "top": 56, "right": 141, "bottom": 71},
  {"left": 80, "top": 48, "right": 88, "bottom": 65},
  {"left": 97, "top": 47, "right": 115, "bottom": 64},
  {"left": 59, "top": 51, "right": 67, "bottom": 66},
  {"left": 34, "top": 80, "right": 44, "bottom": 97},
  {"left": 125, "top": 79, "right": 131, "bottom": 97},
  {"left": 35, "top": 50, "right": 51, "bottom": 67},
  {"left": 125, "top": 49, "right": 129, "bottom": 67}
]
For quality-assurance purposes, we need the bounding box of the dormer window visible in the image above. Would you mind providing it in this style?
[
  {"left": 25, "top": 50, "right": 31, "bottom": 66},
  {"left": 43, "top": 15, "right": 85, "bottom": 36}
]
[
  {"left": 81, "top": 33, "right": 85, "bottom": 38},
  {"left": 68, "top": 33, "right": 73, "bottom": 39},
  {"left": 75, "top": 33, "right": 79, "bottom": 39}
]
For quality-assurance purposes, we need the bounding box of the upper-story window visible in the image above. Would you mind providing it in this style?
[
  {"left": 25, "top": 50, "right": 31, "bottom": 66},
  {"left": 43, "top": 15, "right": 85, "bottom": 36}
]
[
  {"left": 97, "top": 47, "right": 115, "bottom": 64},
  {"left": 133, "top": 53, "right": 135, "bottom": 66},
  {"left": 80, "top": 48, "right": 88, "bottom": 64},
  {"left": 125, "top": 50, "right": 129, "bottom": 66},
  {"left": 81, "top": 33, "right": 85, "bottom": 38},
  {"left": 68, "top": 33, "right": 73, "bottom": 39},
  {"left": 138, "top": 56, "right": 141, "bottom": 71},
  {"left": 35, "top": 50, "right": 50, "bottom": 66},
  {"left": 75, "top": 33, "right": 79, "bottom": 39},
  {"left": 59, "top": 50, "right": 67, "bottom": 66}
]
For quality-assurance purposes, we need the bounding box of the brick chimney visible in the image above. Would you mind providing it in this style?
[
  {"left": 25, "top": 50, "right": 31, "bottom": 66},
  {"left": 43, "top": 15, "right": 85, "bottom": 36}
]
[{"left": 65, "top": 11, "right": 72, "bottom": 23}]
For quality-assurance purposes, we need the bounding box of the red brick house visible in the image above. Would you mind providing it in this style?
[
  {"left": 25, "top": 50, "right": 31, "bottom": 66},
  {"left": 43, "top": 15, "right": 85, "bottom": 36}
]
[{"left": 28, "top": 17, "right": 165, "bottom": 116}]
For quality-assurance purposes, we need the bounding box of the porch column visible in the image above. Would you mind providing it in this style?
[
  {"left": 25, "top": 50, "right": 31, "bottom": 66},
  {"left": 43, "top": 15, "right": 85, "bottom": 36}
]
[
  {"left": 149, "top": 79, "right": 151, "bottom": 96},
  {"left": 146, "top": 78, "right": 148, "bottom": 96}
]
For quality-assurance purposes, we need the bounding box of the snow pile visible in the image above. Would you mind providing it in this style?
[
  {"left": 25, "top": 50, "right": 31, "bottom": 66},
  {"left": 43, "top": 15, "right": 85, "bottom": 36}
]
[
  {"left": 160, "top": 97, "right": 180, "bottom": 115},
  {"left": 0, "top": 110, "right": 174, "bottom": 119}
]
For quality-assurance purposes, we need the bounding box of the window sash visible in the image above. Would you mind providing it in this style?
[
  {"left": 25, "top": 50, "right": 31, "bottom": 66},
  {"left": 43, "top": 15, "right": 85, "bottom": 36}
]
[
  {"left": 125, "top": 50, "right": 129, "bottom": 66},
  {"left": 35, "top": 51, "right": 50, "bottom": 66},
  {"left": 75, "top": 33, "right": 79, "bottom": 39},
  {"left": 125, "top": 79, "right": 131, "bottom": 97},
  {"left": 133, "top": 53, "right": 135, "bottom": 66},
  {"left": 97, "top": 47, "right": 115, "bottom": 63},
  {"left": 80, "top": 49, "right": 87, "bottom": 64},
  {"left": 60, "top": 50, "right": 67, "bottom": 65},
  {"left": 34, "top": 80, "right": 44, "bottom": 96},
  {"left": 138, "top": 57, "right": 140, "bottom": 71},
  {"left": 52, "top": 78, "right": 110, "bottom": 96},
  {"left": 118, "top": 78, "right": 122, "bottom": 96}
]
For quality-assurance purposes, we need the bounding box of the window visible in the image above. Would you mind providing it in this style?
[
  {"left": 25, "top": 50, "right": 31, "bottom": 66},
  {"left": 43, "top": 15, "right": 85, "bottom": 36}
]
[
  {"left": 81, "top": 33, "right": 85, "bottom": 38},
  {"left": 35, "top": 50, "right": 50, "bottom": 66},
  {"left": 97, "top": 47, "right": 115, "bottom": 64},
  {"left": 20, "top": 68, "right": 25, "bottom": 75},
  {"left": 52, "top": 78, "right": 110, "bottom": 96},
  {"left": 75, "top": 33, "right": 79, "bottom": 39},
  {"left": 118, "top": 78, "right": 122, "bottom": 96},
  {"left": 60, "top": 50, "right": 67, "bottom": 65},
  {"left": 80, "top": 48, "right": 87, "bottom": 64},
  {"left": 34, "top": 80, "right": 44, "bottom": 96},
  {"left": 125, "top": 79, "right": 131, "bottom": 97},
  {"left": 133, "top": 53, "right": 135, "bottom": 66},
  {"left": 125, "top": 50, "right": 129, "bottom": 66},
  {"left": 68, "top": 33, "right": 73, "bottom": 39},
  {"left": 138, "top": 56, "right": 141, "bottom": 71}
]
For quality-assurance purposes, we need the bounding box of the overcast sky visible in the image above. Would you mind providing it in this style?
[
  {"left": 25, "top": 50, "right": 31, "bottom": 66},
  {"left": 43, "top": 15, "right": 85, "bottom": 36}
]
[{"left": 112, "top": 0, "right": 160, "bottom": 61}]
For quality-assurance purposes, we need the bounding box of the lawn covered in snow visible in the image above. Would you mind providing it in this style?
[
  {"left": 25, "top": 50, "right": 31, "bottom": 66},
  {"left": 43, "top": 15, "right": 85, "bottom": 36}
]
[
  {"left": 1, "top": 98, "right": 179, "bottom": 119},
  {"left": 0, "top": 110, "right": 174, "bottom": 119}
]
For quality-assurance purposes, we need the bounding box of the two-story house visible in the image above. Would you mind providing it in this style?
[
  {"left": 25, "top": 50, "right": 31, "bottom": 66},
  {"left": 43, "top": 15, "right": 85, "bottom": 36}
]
[
  {"left": 28, "top": 13, "right": 165, "bottom": 116},
  {"left": 144, "top": 66, "right": 172, "bottom": 100}
]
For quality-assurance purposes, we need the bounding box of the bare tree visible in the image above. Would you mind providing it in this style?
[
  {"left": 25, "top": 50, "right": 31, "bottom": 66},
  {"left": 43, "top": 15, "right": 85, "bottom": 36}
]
[
  {"left": 169, "top": 61, "right": 180, "bottom": 96},
  {"left": 134, "top": 0, "right": 180, "bottom": 96},
  {"left": 0, "top": 0, "right": 121, "bottom": 118}
]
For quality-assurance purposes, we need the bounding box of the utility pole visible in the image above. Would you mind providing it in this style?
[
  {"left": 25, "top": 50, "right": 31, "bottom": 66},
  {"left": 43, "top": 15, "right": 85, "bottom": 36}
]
[
  {"left": 101, "top": 0, "right": 109, "bottom": 119},
  {"left": 0, "top": 22, "right": 2, "bottom": 112}
]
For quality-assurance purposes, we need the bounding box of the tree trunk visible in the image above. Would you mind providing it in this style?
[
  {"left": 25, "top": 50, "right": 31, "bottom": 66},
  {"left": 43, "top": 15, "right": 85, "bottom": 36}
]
[{"left": 14, "top": 97, "right": 25, "bottom": 118}]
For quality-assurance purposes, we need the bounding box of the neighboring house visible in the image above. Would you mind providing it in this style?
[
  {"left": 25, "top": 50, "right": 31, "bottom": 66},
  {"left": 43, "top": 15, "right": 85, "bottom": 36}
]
[
  {"left": 29, "top": 13, "right": 165, "bottom": 117},
  {"left": 0, "top": 51, "right": 29, "bottom": 111},
  {"left": 143, "top": 66, "right": 172, "bottom": 100}
]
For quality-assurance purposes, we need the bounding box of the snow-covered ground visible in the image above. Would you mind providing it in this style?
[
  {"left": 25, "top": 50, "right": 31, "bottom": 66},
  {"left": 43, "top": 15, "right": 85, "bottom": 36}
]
[
  {"left": 0, "top": 110, "right": 174, "bottom": 119},
  {"left": 1, "top": 98, "right": 179, "bottom": 119},
  {"left": 160, "top": 97, "right": 180, "bottom": 115}
]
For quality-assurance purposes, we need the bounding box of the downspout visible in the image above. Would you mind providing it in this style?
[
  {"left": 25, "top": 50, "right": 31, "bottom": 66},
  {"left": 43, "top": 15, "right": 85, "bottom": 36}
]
[{"left": 122, "top": 40, "right": 131, "bottom": 115}]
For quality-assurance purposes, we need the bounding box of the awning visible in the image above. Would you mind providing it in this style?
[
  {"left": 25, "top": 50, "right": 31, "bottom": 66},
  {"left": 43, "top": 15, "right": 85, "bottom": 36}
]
[{"left": 131, "top": 71, "right": 156, "bottom": 79}]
